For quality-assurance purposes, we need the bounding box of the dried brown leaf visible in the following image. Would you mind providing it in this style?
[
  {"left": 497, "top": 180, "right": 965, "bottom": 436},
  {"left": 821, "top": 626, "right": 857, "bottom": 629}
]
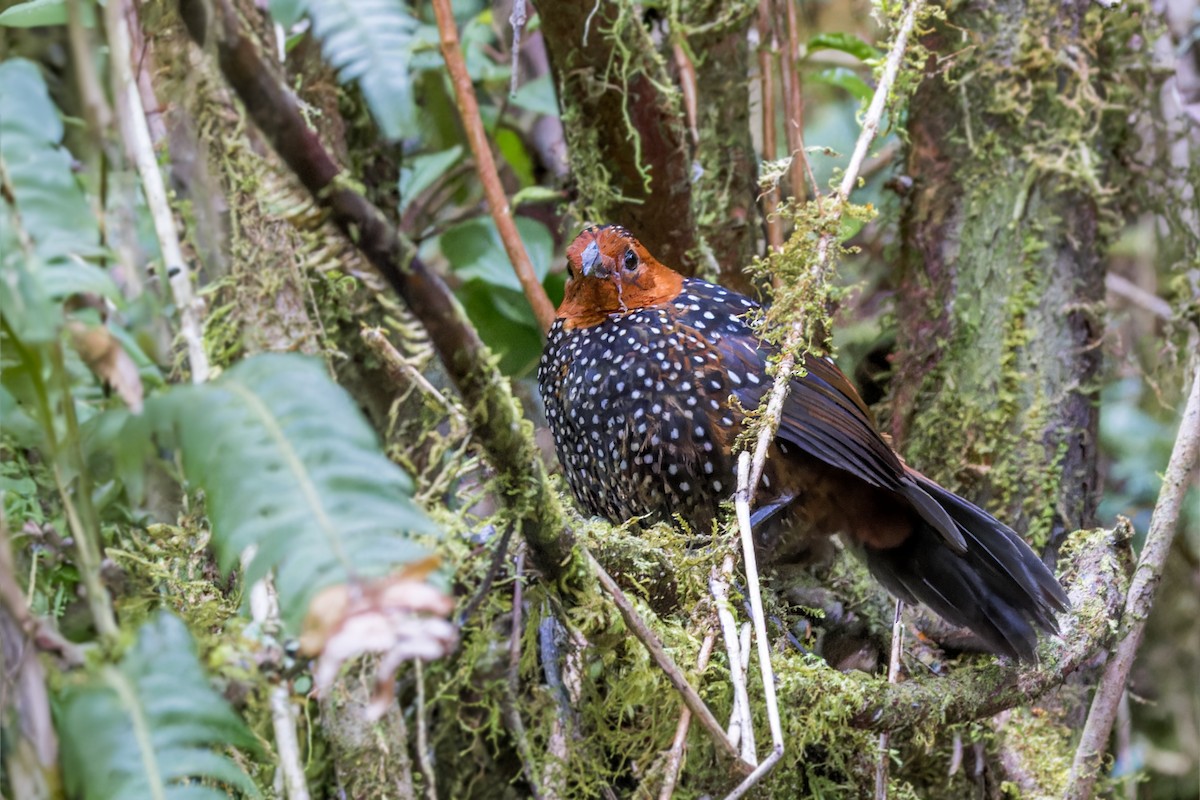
[
  {"left": 300, "top": 560, "right": 456, "bottom": 719},
  {"left": 67, "top": 321, "right": 144, "bottom": 413}
]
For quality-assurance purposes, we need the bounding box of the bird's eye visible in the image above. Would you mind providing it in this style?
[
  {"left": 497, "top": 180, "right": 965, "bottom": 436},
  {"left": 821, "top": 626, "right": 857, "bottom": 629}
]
[
  {"left": 566, "top": 260, "right": 576, "bottom": 279},
  {"left": 623, "top": 250, "right": 638, "bottom": 271}
]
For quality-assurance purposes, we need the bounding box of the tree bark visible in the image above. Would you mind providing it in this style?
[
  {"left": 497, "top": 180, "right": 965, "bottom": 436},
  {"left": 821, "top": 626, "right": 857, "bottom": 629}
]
[
  {"left": 537, "top": 0, "right": 699, "bottom": 272},
  {"left": 685, "top": 2, "right": 761, "bottom": 293},
  {"left": 891, "top": 0, "right": 1115, "bottom": 553}
]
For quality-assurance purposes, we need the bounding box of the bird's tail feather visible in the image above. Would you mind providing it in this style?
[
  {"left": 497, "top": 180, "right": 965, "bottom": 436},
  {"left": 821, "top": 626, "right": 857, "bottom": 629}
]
[{"left": 863, "top": 471, "right": 1069, "bottom": 661}]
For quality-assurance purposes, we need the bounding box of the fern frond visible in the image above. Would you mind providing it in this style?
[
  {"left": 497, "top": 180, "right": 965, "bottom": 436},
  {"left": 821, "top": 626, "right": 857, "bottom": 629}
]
[
  {"left": 59, "top": 612, "right": 260, "bottom": 800},
  {"left": 271, "top": 0, "right": 427, "bottom": 141},
  {"left": 158, "top": 352, "right": 439, "bottom": 630}
]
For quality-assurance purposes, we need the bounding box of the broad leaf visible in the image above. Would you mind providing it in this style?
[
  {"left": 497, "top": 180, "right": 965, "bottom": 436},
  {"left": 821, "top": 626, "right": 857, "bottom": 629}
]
[
  {"left": 0, "top": 59, "right": 103, "bottom": 265},
  {"left": 155, "top": 353, "right": 439, "bottom": 631},
  {"left": 398, "top": 145, "right": 464, "bottom": 214},
  {"left": 59, "top": 612, "right": 259, "bottom": 800},
  {"left": 435, "top": 215, "right": 553, "bottom": 293},
  {"left": 805, "top": 32, "right": 881, "bottom": 63},
  {"left": 0, "top": 0, "right": 95, "bottom": 27}
]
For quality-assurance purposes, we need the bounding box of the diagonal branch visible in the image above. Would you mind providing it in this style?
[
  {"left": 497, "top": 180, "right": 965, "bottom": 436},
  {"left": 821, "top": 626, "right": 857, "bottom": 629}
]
[
  {"left": 847, "top": 522, "right": 1129, "bottom": 734},
  {"left": 1066, "top": 354, "right": 1200, "bottom": 800},
  {"left": 429, "top": 0, "right": 556, "bottom": 333},
  {"left": 177, "top": 0, "right": 572, "bottom": 580}
]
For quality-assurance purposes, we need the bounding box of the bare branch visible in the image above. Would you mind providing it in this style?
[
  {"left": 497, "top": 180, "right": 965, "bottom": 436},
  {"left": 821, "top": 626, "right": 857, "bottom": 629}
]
[
  {"left": 1067, "top": 356, "right": 1200, "bottom": 799},
  {"left": 587, "top": 550, "right": 748, "bottom": 770},
  {"left": 430, "top": 0, "right": 556, "bottom": 333}
]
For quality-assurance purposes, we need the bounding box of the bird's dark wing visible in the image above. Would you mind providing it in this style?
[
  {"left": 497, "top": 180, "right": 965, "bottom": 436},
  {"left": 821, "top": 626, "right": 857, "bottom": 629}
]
[
  {"left": 712, "top": 325, "right": 905, "bottom": 490},
  {"left": 714, "top": 324, "right": 967, "bottom": 553}
]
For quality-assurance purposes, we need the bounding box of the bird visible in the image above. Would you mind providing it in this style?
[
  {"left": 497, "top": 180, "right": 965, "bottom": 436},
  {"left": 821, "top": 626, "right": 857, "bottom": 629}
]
[{"left": 537, "top": 224, "right": 1069, "bottom": 662}]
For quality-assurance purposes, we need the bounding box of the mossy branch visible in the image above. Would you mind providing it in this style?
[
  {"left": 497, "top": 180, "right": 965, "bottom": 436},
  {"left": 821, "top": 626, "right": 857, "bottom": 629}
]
[
  {"left": 177, "top": 0, "right": 572, "bottom": 581},
  {"left": 758, "top": 525, "right": 1132, "bottom": 738},
  {"left": 839, "top": 524, "right": 1128, "bottom": 735}
]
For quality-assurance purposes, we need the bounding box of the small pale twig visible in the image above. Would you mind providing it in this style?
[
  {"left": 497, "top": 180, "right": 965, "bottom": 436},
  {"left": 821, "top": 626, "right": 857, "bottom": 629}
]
[
  {"left": 587, "top": 550, "right": 748, "bottom": 770},
  {"left": 361, "top": 327, "right": 468, "bottom": 429},
  {"left": 457, "top": 523, "right": 515, "bottom": 624},
  {"left": 875, "top": 600, "right": 904, "bottom": 800},
  {"left": 415, "top": 661, "right": 437, "bottom": 800},
  {"left": 710, "top": 559, "right": 755, "bottom": 760},
  {"left": 1067, "top": 354, "right": 1200, "bottom": 800},
  {"left": 722, "top": 452, "right": 785, "bottom": 800},
  {"left": 1105, "top": 273, "right": 1173, "bottom": 320},
  {"left": 66, "top": 0, "right": 112, "bottom": 147},
  {"left": 106, "top": 0, "right": 209, "bottom": 383},
  {"left": 246, "top": 571, "right": 311, "bottom": 800},
  {"left": 672, "top": 41, "right": 700, "bottom": 147},
  {"left": 508, "top": 0, "right": 526, "bottom": 98},
  {"left": 778, "top": 0, "right": 807, "bottom": 203},
  {"left": 430, "top": 0, "right": 556, "bottom": 333},
  {"left": 658, "top": 633, "right": 717, "bottom": 800},
  {"left": 747, "top": 0, "right": 926, "bottom": 499}
]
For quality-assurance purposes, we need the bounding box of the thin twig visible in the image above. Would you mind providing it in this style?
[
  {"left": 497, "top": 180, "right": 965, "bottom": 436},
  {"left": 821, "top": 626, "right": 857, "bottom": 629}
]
[
  {"left": 722, "top": 452, "right": 785, "bottom": 800},
  {"left": 875, "top": 600, "right": 904, "bottom": 800},
  {"left": 710, "top": 559, "right": 755, "bottom": 760},
  {"left": 430, "top": 0, "right": 556, "bottom": 333},
  {"left": 1105, "top": 273, "right": 1173, "bottom": 320},
  {"left": 246, "top": 571, "right": 311, "bottom": 800},
  {"left": 66, "top": 0, "right": 112, "bottom": 147},
  {"left": 361, "top": 327, "right": 468, "bottom": 428},
  {"left": 748, "top": 0, "right": 925, "bottom": 499},
  {"left": 673, "top": 41, "right": 700, "bottom": 147},
  {"left": 508, "top": 0, "right": 527, "bottom": 98},
  {"left": 659, "top": 633, "right": 716, "bottom": 800},
  {"left": 106, "top": 0, "right": 209, "bottom": 383},
  {"left": 1066, "top": 355, "right": 1200, "bottom": 800},
  {"left": 587, "top": 550, "right": 748, "bottom": 770}
]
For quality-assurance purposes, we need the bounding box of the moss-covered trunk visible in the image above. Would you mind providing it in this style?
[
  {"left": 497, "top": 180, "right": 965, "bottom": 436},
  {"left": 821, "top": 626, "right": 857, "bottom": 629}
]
[
  {"left": 890, "top": 0, "right": 1130, "bottom": 553},
  {"left": 889, "top": 0, "right": 1137, "bottom": 793}
]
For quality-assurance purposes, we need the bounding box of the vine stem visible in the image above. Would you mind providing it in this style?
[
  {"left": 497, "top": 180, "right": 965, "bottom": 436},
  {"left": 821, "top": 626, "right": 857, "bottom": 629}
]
[
  {"left": 1066, "top": 353, "right": 1200, "bottom": 800},
  {"left": 747, "top": 0, "right": 924, "bottom": 500},
  {"left": 430, "top": 0, "right": 556, "bottom": 333}
]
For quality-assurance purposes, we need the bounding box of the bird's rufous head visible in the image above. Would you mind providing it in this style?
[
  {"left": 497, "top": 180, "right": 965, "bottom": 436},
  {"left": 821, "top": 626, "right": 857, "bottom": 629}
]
[{"left": 556, "top": 225, "right": 685, "bottom": 330}]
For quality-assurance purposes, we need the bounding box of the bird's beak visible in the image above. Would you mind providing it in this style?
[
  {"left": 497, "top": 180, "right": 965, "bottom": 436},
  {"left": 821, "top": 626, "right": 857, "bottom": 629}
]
[{"left": 579, "top": 240, "right": 605, "bottom": 278}]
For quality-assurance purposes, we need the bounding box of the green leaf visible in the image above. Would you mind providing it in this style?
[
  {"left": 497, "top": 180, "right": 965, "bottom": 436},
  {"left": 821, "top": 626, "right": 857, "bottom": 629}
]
[
  {"left": 511, "top": 185, "right": 563, "bottom": 208},
  {"left": 457, "top": 281, "right": 543, "bottom": 376},
  {"left": 805, "top": 32, "right": 881, "bottom": 62},
  {"left": 0, "top": 0, "right": 95, "bottom": 27},
  {"left": 0, "top": 59, "right": 103, "bottom": 264},
  {"left": 398, "top": 145, "right": 464, "bottom": 214},
  {"left": 510, "top": 73, "right": 559, "bottom": 117},
  {"left": 154, "top": 353, "right": 438, "bottom": 631},
  {"left": 269, "top": 0, "right": 307, "bottom": 26},
  {"left": 809, "top": 67, "right": 874, "bottom": 103},
  {"left": 436, "top": 216, "right": 553, "bottom": 294},
  {"left": 59, "top": 612, "right": 260, "bottom": 800}
]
